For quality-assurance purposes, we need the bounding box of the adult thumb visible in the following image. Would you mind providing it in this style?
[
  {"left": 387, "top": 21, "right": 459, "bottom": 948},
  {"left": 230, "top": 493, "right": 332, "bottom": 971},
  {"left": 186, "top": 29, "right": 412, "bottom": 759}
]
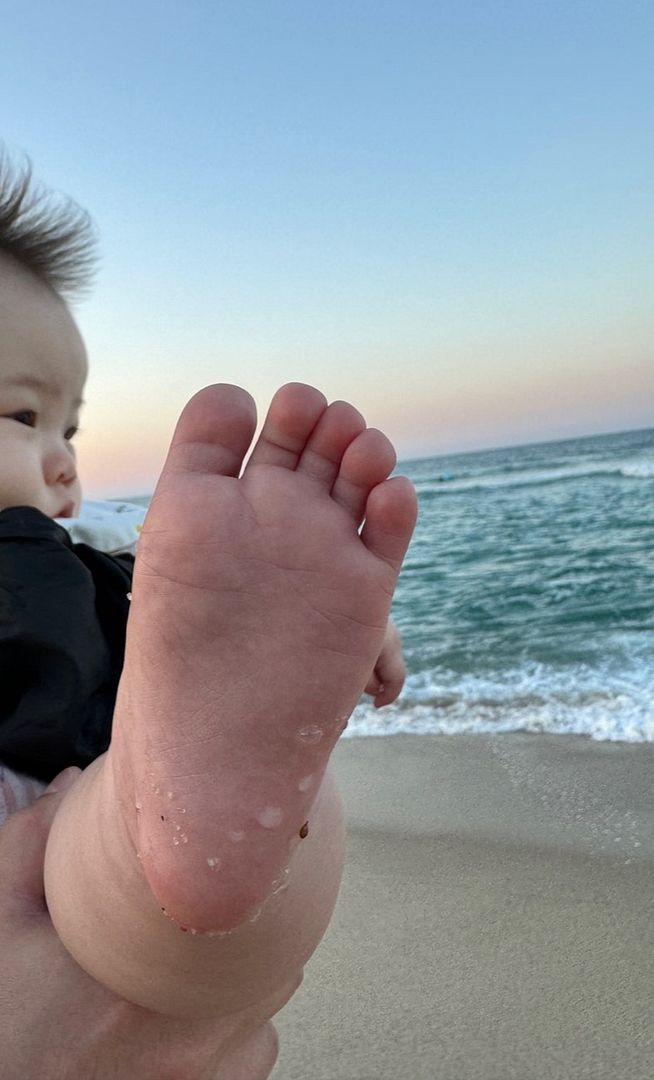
[
  {"left": 41, "top": 766, "right": 82, "bottom": 797},
  {"left": 0, "top": 767, "right": 81, "bottom": 916}
]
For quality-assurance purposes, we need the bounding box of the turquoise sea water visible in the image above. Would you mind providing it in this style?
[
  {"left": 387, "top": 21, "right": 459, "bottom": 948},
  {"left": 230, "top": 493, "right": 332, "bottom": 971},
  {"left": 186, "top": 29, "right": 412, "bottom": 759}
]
[
  {"left": 349, "top": 427, "right": 654, "bottom": 742},
  {"left": 127, "top": 426, "right": 654, "bottom": 743}
]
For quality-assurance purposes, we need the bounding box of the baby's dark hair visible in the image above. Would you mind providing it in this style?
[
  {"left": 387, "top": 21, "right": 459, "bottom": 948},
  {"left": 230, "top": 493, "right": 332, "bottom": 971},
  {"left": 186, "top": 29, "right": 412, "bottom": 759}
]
[{"left": 0, "top": 149, "right": 97, "bottom": 301}]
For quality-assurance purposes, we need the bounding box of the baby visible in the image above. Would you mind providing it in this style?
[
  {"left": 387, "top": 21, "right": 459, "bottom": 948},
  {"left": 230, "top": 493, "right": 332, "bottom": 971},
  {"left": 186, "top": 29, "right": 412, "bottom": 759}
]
[{"left": 0, "top": 155, "right": 417, "bottom": 1076}]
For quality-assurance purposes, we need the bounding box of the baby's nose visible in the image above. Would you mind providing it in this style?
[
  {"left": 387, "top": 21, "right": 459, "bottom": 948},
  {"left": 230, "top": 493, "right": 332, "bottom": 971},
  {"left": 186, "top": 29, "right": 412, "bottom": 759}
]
[
  {"left": 45, "top": 443, "right": 78, "bottom": 486},
  {"left": 58, "top": 458, "right": 78, "bottom": 485}
]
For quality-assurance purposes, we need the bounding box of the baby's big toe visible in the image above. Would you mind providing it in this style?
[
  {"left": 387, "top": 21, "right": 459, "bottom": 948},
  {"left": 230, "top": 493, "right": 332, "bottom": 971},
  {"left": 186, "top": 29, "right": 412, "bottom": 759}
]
[{"left": 164, "top": 384, "right": 258, "bottom": 480}]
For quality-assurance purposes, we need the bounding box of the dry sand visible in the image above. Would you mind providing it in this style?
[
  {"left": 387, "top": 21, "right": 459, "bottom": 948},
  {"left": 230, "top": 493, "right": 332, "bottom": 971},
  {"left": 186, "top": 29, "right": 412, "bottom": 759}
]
[{"left": 271, "top": 734, "right": 654, "bottom": 1080}]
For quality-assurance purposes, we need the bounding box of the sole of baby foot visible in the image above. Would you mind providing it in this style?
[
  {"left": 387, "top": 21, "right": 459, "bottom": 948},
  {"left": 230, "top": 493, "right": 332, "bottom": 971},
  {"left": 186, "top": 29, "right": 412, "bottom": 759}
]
[{"left": 109, "top": 383, "right": 417, "bottom": 932}]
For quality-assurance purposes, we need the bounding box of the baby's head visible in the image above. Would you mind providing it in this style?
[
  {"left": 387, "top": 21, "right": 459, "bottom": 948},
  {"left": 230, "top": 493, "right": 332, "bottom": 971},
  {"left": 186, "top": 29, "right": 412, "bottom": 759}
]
[{"left": 0, "top": 153, "right": 96, "bottom": 519}]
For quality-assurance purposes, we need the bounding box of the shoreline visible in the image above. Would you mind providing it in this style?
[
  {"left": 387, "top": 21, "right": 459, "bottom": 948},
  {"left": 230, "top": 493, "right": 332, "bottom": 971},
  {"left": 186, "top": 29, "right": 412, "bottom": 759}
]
[{"left": 272, "top": 733, "right": 654, "bottom": 1080}]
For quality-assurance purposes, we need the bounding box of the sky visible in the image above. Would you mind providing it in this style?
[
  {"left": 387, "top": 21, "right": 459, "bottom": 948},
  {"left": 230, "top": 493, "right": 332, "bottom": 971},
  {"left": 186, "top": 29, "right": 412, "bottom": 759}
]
[{"left": 1, "top": 0, "right": 652, "bottom": 497}]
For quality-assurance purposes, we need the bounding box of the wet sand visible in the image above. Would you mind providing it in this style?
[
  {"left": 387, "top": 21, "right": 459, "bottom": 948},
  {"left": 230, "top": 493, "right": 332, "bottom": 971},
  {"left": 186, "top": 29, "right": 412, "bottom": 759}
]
[{"left": 272, "top": 733, "right": 654, "bottom": 1080}]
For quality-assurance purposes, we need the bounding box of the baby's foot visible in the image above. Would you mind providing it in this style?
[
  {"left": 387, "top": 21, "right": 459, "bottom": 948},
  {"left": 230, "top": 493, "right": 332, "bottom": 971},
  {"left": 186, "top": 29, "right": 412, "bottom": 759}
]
[{"left": 109, "top": 384, "right": 417, "bottom": 931}]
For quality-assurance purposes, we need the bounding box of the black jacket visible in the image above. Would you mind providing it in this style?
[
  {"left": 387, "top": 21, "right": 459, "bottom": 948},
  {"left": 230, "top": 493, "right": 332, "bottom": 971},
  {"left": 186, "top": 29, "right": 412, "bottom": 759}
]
[{"left": 0, "top": 506, "right": 133, "bottom": 783}]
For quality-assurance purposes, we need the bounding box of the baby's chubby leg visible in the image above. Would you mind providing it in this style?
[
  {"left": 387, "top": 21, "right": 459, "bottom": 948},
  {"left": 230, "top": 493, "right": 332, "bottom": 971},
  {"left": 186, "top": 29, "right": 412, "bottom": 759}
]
[{"left": 44, "top": 384, "right": 417, "bottom": 1021}]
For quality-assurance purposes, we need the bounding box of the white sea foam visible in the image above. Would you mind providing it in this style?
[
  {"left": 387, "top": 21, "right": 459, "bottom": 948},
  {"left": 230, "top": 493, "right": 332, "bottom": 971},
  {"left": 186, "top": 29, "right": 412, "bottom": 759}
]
[
  {"left": 415, "top": 456, "right": 654, "bottom": 495},
  {"left": 347, "top": 648, "right": 654, "bottom": 743},
  {"left": 620, "top": 460, "right": 654, "bottom": 479}
]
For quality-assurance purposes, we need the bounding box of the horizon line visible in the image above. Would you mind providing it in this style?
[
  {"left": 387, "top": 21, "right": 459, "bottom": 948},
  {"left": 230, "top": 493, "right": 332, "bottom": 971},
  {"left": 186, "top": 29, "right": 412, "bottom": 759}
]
[{"left": 398, "top": 422, "right": 654, "bottom": 467}]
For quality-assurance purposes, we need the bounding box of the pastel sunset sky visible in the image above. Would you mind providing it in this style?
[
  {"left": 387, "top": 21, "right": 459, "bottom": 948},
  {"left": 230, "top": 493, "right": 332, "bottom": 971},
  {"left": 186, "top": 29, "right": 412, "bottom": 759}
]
[{"left": 1, "top": 0, "right": 652, "bottom": 497}]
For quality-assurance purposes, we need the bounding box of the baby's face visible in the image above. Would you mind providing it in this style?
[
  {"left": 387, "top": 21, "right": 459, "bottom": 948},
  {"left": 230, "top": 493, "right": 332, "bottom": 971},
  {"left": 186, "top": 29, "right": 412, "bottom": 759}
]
[{"left": 0, "top": 254, "right": 87, "bottom": 519}]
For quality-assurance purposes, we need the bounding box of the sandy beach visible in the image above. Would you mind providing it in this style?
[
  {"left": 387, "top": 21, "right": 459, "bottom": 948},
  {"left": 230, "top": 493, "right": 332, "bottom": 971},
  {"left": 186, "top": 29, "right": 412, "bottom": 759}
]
[{"left": 271, "top": 734, "right": 654, "bottom": 1080}]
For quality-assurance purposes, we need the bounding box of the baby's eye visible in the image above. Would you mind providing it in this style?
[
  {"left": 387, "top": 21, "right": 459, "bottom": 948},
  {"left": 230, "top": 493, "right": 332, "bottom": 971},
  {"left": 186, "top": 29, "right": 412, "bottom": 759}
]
[
  {"left": 11, "top": 410, "right": 37, "bottom": 427},
  {"left": 64, "top": 425, "right": 79, "bottom": 441}
]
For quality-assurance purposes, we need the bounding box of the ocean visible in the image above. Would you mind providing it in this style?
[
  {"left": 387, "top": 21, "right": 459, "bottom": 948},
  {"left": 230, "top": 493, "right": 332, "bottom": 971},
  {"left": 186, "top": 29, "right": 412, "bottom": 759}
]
[
  {"left": 126, "top": 426, "right": 654, "bottom": 744},
  {"left": 349, "top": 427, "right": 654, "bottom": 743}
]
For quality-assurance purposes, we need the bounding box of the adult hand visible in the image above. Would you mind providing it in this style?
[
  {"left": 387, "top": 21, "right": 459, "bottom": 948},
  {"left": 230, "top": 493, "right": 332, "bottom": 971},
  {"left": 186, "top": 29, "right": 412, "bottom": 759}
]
[{"left": 0, "top": 768, "right": 280, "bottom": 1080}]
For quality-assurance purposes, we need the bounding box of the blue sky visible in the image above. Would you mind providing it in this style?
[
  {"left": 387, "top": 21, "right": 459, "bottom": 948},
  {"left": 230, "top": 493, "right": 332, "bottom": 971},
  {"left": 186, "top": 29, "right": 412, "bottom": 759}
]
[{"left": 1, "top": 1, "right": 652, "bottom": 495}]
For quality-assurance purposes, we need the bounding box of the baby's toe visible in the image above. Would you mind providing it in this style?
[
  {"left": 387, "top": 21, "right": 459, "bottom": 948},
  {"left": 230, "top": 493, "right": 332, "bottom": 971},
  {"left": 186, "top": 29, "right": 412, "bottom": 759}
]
[
  {"left": 360, "top": 476, "right": 418, "bottom": 570},
  {"left": 245, "top": 383, "right": 327, "bottom": 471},
  {"left": 295, "top": 401, "right": 366, "bottom": 487},
  {"left": 165, "top": 384, "right": 257, "bottom": 478},
  {"left": 331, "top": 428, "right": 397, "bottom": 523}
]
